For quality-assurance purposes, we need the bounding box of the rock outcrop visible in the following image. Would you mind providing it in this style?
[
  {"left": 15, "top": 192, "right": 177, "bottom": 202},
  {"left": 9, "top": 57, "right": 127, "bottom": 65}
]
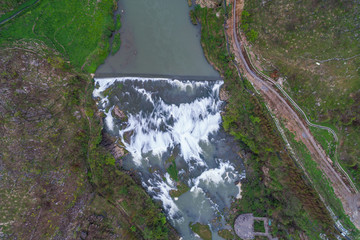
[
  {"left": 220, "top": 87, "right": 230, "bottom": 101},
  {"left": 196, "top": 0, "right": 222, "bottom": 8},
  {"left": 112, "top": 105, "right": 128, "bottom": 121}
]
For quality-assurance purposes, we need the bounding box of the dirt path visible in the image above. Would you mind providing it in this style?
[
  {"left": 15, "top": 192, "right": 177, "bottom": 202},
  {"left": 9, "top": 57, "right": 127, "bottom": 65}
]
[
  {"left": 228, "top": 0, "right": 360, "bottom": 230},
  {"left": 0, "top": 0, "right": 40, "bottom": 26}
]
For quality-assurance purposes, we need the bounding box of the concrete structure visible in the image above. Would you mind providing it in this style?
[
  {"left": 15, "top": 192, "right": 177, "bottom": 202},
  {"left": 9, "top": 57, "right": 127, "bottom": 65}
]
[{"left": 234, "top": 213, "right": 278, "bottom": 240}]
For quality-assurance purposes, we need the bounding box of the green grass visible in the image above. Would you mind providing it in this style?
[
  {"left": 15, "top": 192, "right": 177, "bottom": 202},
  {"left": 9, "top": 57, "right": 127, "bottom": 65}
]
[
  {"left": 169, "top": 183, "right": 189, "bottom": 198},
  {"left": 115, "top": 14, "right": 121, "bottom": 31},
  {"left": 190, "top": 222, "right": 212, "bottom": 240},
  {"left": 165, "top": 154, "right": 190, "bottom": 198},
  {"left": 309, "top": 126, "right": 336, "bottom": 157},
  {"left": 0, "top": 0, "right": 116, "bottom": 72},
  {"left": 217, "top": 229, "right": 236, "bottom": 239},
  {"left": 284, "top": 128, "right": 360, "bottom": 238},
  {"left": 241, "top": 10, "right": 258, "bottom": 42},
  {"left": 166, "top": 160, "right": 178, "bottom": 182},
  {"left": 112, "top": 33, "right": 121, "bottom": 55},
  {"left": 254, "top": 220, "right": 265, "bottom": 233},
  {"left": 190, "top": 10, "right": 197, "bottom": 25}
]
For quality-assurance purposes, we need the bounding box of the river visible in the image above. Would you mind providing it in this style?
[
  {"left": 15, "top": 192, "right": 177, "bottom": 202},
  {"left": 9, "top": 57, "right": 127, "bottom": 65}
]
[
  {"left": 96, "top": 0, "right": 218, "bottom": 76},
  {"left": 94, "top": 0, "right": 245, "bottom": 239}
]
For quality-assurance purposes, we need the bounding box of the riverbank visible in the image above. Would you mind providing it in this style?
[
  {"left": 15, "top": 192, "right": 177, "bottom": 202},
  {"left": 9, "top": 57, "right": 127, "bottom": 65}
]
[
  {"left": 193, "top": 3, "right": 341, "bottom": 239},
  {"left": 0, "top": 1, "right": 178, "bottom": 238},
  {"left": 230, "top": 0, "right": 360, "bottom": 236}
]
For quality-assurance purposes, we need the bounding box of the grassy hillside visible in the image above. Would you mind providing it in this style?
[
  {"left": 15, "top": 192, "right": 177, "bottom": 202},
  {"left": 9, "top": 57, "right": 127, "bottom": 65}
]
[
  {"left": 0, "top": 0, "right": 27, "bottom": 16},
  {"left": 192, "top": 4, "right": 351, "bottom": 239},
  {"left": 242, "top": 0, "right": 360, "bottom": 189},
  {"left": 0, "top": 0, "right": 115, "bottom": 72},
  {"left": 0, "top": 43, "right": 175, "bottom": 239}
]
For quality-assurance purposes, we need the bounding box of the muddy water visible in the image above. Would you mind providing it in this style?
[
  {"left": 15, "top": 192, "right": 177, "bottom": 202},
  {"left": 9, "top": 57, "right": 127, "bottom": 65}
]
[
  {"left": 93, "top": 78, "right": 245, "bottom": 239},
  {"left": 96, "top": 0, "right": 218, "bottom": 76}
]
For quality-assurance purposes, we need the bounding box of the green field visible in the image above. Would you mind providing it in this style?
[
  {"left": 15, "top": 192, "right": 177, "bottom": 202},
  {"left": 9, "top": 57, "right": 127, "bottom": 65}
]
[{"left": 0, "top": 0, "right": 115, "bottom": 72}]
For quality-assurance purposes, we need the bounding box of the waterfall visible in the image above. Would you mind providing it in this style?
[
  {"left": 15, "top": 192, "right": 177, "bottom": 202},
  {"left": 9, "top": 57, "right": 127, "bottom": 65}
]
[{"left": 93, "top": 77, "right": 245, "bottom": 239}]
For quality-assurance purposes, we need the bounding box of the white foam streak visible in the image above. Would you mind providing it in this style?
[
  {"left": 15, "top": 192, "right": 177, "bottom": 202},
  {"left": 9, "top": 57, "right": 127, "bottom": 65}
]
[
  {"left": 187, "top": 161, "right": 237, "bottom": 215},
  {"left": 104, "top": 106, "right": 115, "bottom": 131},
  {"left": 93, "top": 77, "right": 223, "bottom": 98},
  {"left": 145, "top": 173, "right": 179, "bottom": 218},
  {"left": 134, "top": 87, "right": 154, "bottom": 104},
  {"left": 100, "top": 96, "right": 109, "bottom": 108},
  {"left": 120, "top": 114, "right": 174, "bottom": 164},
  {"left": 191, "top": 161, "right": 236, "bottom": 190},
  {"left": 92, "top": 77, "right": 246, "bottom": 230},
  {"left": 120, "top": 94, "right": 222, "bottom": 166}
]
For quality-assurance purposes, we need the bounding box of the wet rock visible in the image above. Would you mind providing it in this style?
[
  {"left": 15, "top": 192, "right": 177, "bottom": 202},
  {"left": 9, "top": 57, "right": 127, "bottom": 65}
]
[
  {"left": 112, "top": 144, "right": 126, "bottom": 160},
  {"left": 101, "top": 132, "right": 127, "bottom": 163},
  {"left": 112, "top": 106, "right": 127, "bottom": 121},
  {"left": 237, "top": 150, "right": 245, "bottom": 158},
  {"left": 123, "top": 130, "right": 134, "bottom": 144}
]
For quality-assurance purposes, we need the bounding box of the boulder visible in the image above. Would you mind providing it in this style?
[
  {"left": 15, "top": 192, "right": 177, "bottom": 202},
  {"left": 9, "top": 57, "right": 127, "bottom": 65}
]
[
  {"left": 220, "top": 87, "right": 230, "bottom": 101},
  {"left": 112, "top": 105, "right": 127, "bottom": 121},
  {"left": 111, "top": 144, "right": 126, "bottom": 160}
]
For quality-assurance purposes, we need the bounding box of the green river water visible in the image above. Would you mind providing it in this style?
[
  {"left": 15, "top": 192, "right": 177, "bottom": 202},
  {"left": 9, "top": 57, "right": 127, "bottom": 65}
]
[{"left": 96, "top": 0, "right": 218, "bottom": 76}]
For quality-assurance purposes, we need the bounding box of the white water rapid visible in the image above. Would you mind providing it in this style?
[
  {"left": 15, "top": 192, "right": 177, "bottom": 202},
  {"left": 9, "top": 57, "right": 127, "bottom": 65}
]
[{"left": 93, "top": 77, "right": 246, "bottom": 239}]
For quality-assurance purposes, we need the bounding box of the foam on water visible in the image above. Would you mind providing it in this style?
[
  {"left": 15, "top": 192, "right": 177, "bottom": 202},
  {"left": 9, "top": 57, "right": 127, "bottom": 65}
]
[
  {"left": 110, "top": 80, "right": 223, "bottom": 167},
  {"left": 144, "top": 172, "right": 180, "bottom": 218},
  {"left": 93, "top": 77, "right": 244, "bottom": 239},
  {"left": 191, "top": 161, "right": 237, "bottom": 189},
  {"left": 104, "top": 106, "right": 115, "bottom": 131},
  {"left": 93, "top": 77, "right": 217, "bottom": 99}
]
